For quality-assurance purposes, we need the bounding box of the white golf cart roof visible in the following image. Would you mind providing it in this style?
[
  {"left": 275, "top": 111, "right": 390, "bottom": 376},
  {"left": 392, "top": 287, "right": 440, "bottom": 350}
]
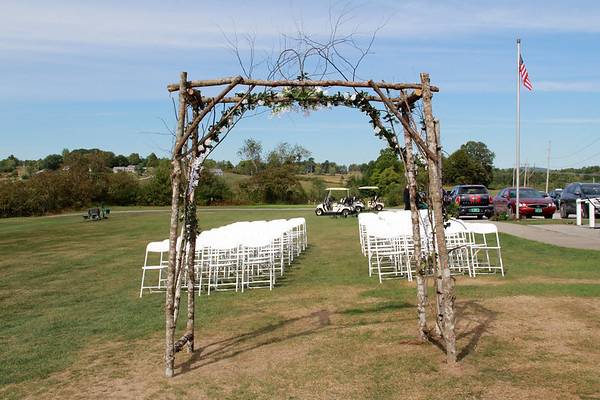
[
  {"left": 325, "top": 187, "right": 349, "bottom": 191},
  {"left": 358, "top": 186, "right": 379, "bottom": 190}
]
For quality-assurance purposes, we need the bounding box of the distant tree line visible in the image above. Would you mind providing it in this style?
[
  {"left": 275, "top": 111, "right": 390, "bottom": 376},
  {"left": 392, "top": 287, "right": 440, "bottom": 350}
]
[
  {"left": 1, "top": 140, "right": 598, "bottom": 217},
  {"left": 491, "top": 165, "right": 600, "bottom": 191},
  {"left": 0, "top": 149, "right": 231, "bottom": 217}
]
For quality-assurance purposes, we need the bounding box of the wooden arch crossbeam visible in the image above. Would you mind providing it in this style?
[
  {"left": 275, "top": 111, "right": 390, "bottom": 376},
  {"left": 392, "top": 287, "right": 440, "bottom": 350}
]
[
  {"left": 166, "top": 76, "right": 440, "bottom": 92},
  {"left": 167, "top": 75, "right": 440, "bottom": 161}
]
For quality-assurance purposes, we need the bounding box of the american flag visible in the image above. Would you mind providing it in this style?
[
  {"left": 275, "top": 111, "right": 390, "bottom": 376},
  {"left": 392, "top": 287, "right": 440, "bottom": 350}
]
[{"left": 519, "top": 55, "right": 533, "bottom": 91}]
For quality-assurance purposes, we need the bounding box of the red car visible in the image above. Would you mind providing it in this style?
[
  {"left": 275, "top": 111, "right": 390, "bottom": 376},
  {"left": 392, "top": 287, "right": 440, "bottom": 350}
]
[{"left": 492, "top": 187, "right": 556, "bottom": 219}]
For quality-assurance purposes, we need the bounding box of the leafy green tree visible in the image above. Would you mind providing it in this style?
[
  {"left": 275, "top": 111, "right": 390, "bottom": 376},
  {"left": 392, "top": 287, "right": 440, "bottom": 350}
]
[
  {"left": 305, "top": 157, "right": 317, "bottom": 174},
  {"left": 234, "top": 160, "right": 256, "bottom": 175},
  {"left": 445, "top": 141, "right": 495, "bottom": 186},
  {"left": 196, "top": 170, "right": 232, "bottom": 205},
  {"left": 266, "top": 142, "right": 311, "bottom": 169},
  {"left": 308, "top": 178, "right": 326, "bottom": 202},
  {"left": 216, "top": 160, "right": 234, "bottom": 171},
  {"left": 145, "top": 152, "right": 159, "bottom": 168},
  {"left": 113, "top": 155, "right": 129, "bottom": 167},
  {"left": 139, "top": 159, "right": 172, "bottom": 205},
  {"left": 203, "top": 159, "right": 217, "bottom": 169},
  {"left": 40, "top": 154, "right": 63, "bottom": 171},
  {"left": 384, "top": 183, "right": 405, "bottom": 207},
  {"left": 0, "top": 155, "right": 19, "bottom": 173},
  {"left": 107, "top": 172, "right": 139, "bottom": 205},
  {"left": 127, "top": 153, "right": 141, "bottom": 165},
  {"left": 375, "top": 167, "right": 404, "bottom": 188},
  {"left": 361, "top": 148, "right": 405, "bottom": 197},
  {"left": 237, "top": 138, "right": 263, "bottom": 175},
  {"left": 241, "top": 165, "right": 307, "bottom": 204}
]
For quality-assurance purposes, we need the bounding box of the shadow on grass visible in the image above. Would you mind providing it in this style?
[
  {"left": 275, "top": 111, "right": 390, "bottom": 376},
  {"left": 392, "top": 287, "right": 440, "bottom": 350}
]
[
  {"left": 177, "top": 309, "right": 332, "bottom": 375},
  {"left": 177, "top": 301, "right": 412, "bottom": 376},
  {"left": 455, "top": 300, "right": 498, "bottom": 361},
  {"left": 425, "top": 300, "right": 498, "bottom": 361},
  {"left": 341, "top": 301, "right": 412, "bottom": 315},
  {"left": 176, "top": 295, "right": 496, "bottom": 375}
]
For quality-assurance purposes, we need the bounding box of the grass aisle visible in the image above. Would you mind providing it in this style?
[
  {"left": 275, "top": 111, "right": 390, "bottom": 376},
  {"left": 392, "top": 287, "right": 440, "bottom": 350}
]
[{"left": 1, "top": 209, "right": 599, "bottom": 399}]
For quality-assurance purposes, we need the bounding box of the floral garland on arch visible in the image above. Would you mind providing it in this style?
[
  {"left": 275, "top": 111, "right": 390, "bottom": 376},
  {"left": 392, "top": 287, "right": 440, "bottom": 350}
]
[{"left": 203, "top": 85, "right": 406, "bottom": 153}]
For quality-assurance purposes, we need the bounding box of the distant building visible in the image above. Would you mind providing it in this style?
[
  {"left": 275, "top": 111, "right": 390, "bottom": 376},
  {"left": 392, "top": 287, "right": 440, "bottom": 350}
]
[
  {"left": 210, "top": 168, "right": 224, "bottom": 176},
  {"left": 112, "top": 165, "right": 136, "bottom": 173}
]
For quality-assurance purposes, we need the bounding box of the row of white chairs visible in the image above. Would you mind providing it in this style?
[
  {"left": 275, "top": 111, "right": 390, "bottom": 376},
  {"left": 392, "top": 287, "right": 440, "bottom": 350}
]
[
  {"left": 139, "top": 218, "right": 307, "bottom": 297},
  {"left": 358, "top": 210, "right": 504, "bottom": 283}
]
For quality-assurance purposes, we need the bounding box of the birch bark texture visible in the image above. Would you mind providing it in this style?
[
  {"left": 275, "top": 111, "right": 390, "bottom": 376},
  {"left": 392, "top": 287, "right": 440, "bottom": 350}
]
[
  {"left": 420, "top": 73, "right": 457, "bottom": 363},
  {"left": 165, "top": 72, "right": 188, "bottom": 378},
  {"left": 400, "top": 109, "right": 428, "bottom": 342}
]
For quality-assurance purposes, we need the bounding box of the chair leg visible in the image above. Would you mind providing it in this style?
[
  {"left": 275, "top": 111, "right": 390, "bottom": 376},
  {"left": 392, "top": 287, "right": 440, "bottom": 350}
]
[
  {"left": 139, "top": 268, "right": 146, "bottom": 298},
  {"left": 140, "top": 251, "right": 149, "bottom": 298}
]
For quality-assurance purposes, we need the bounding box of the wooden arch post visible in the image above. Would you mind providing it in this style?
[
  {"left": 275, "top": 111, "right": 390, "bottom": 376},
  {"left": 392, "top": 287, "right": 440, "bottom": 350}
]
[
  {"left": 421, "top": 73, "right": 456, "bottom": 363},
  {"left": 370, "top": 76, "right": 456, "bottom": 362},
  {"left": 165, "top": 72, "right": 187, "bottom": 378}
]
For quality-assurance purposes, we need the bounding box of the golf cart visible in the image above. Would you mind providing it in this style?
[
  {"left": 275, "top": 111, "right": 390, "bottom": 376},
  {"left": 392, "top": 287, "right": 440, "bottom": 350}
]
[
  {"left": 315, "top": 187, "right": 356, "bottom": 217},
  {"left": 353, "top": 186, "right": 385, "bottom": 212}
]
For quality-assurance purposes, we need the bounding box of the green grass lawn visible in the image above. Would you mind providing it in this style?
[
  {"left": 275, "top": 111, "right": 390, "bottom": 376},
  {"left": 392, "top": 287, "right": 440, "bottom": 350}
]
[{"left": 1, "top": 209, "right": 599, "bottom": 399}]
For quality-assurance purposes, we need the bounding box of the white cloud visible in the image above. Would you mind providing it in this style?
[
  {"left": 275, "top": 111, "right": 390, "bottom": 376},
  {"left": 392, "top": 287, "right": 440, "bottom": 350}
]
[
  {"left": 528, "top": 117, "right": 600, "bottom": 125},
  {"left": 535, "top": 81, "right": 600, "bottom": 92},
  {"left": 2, "top": 0, "right": 600, "bottom": 55}
]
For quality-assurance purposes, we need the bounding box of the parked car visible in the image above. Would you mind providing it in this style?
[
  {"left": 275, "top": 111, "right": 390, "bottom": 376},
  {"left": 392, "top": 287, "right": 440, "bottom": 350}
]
[
  {"left": 492, "top": 187, "right": 556, "bottom": 219},
  {"left": 447, "top": 185, "right": 494, "bottom": 219},
  {"left": 559, "top": 182, "right": 600, "bottom": 219},
  {"left": 548, "top": 188, "right": 563, "bottom": 207}
]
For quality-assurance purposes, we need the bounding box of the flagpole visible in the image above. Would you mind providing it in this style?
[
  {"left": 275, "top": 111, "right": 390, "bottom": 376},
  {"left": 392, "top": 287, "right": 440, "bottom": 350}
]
[
  {"left": 545, "top": 140, "right": 551, "bottom": 194},
  {"left": 516, "top": 38, "right": 521, "bottom": 219}
]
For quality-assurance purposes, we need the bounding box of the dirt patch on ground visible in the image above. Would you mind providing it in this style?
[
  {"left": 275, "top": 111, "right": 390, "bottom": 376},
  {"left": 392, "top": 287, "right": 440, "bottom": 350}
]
[
  {"left": 454, "top": 275, "right": 507, "bottom": 285},
  {"left": 519, "top": 276, "right": 600, "bottom": 285},
  {"left": 16, "top": 294, "right": 600, "bottom": 399}
]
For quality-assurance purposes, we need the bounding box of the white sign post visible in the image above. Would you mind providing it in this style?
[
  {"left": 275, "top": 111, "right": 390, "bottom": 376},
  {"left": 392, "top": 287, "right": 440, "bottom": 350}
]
[{"left": 576, "top": 198, "right": 600, "bottom": 228}]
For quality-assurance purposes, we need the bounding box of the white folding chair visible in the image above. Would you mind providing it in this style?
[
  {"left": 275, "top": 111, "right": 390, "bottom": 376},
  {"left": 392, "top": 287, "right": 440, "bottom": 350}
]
[
  {"left": 367, "top": 224, "right": 412, "bottom": 283},
  {"left": 139, "top": 240, "right": 170, "bottom": 297},
  {"left": 464, "top": 223, "right": 504, "bottom": 276},
  {"left": 240, "top": 232, "right": 275, "bottom": 291},
  {"left": 358, "top": 213, "right": 379, "bottom": 256},
  {"left": 444, "top": 219, "right": 473, "bottom": 277},
  {"left": 206, "top": 234, "right": 241, "bottom": 294}
]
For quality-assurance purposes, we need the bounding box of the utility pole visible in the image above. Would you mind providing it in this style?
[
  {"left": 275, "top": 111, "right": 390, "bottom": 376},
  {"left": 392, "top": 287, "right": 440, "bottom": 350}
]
[
  {"left": 512, "top": 165, "right": 515, "bottom": 187},
  {"left": 545, "top": 141, "right": 551, "bottom": 193}
]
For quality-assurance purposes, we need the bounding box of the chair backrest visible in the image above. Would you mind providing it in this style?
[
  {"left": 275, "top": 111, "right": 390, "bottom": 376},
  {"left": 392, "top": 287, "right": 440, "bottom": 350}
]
[
  {"left": 368, "top": 223, "right": 397, "bottom": 239},
  {"left": 288, "top": 217, "right": 305, "bottom": 225},
  {"left": 147, "top": 240, "right": 169, "bottom": 253},
  {"left": 359, "top": 213, "right": 378, "bottom": 222},
  {"left": 445, "top": 219, "right": 468, "bottom": 234},
  {"left": 465, "top": 222, "right": 498, "bottom": 235}
]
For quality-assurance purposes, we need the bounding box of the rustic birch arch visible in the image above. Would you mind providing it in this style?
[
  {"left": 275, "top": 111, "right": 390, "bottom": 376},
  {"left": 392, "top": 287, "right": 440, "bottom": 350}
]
[{"left": 162, "top": 72, "right": 456, "bottom": 377}]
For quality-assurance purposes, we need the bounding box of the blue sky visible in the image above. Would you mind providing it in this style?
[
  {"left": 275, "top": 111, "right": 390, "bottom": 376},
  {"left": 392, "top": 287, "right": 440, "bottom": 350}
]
[{"left": 1, "top": 0, "right": 600, "bottom": 169}]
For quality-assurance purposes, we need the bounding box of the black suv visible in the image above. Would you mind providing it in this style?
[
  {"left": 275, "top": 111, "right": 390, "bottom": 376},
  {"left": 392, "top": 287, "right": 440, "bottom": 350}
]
[
  {"left": 446, "top": 185, "right": 494, "bottom": 219},
  {"left": 559, "top": 183, "right": 600, "bottom": 218}
]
